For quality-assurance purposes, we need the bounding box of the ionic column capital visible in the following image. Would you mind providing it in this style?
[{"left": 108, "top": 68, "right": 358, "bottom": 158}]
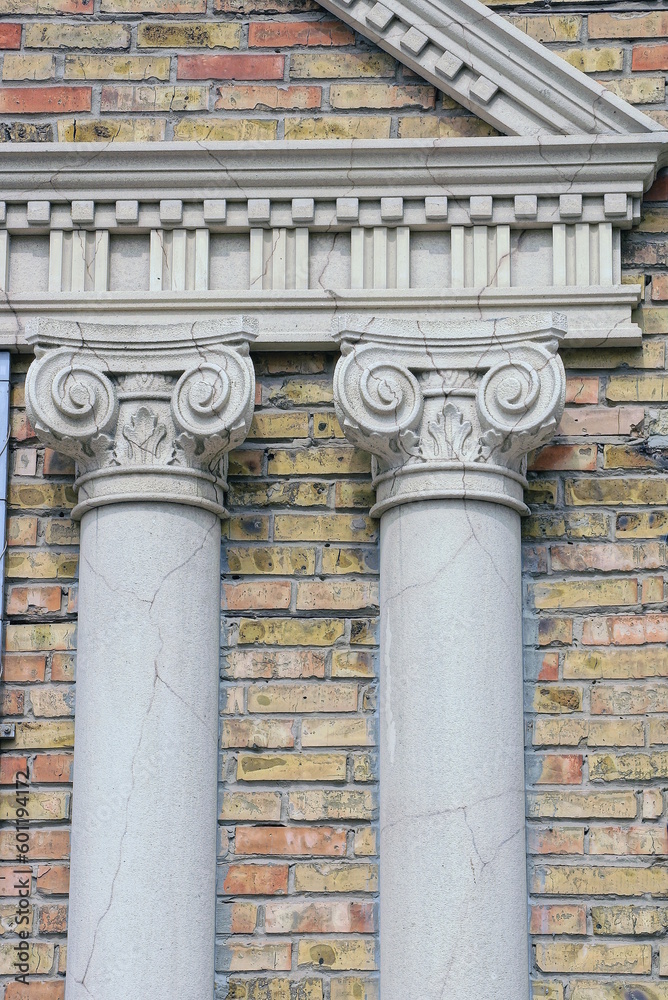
[
  {"left": 333, "top": 313, "right": 567, "bottom": 516},
  {"left": 25, "top": 318, "right": 257, "bottom": 519}
]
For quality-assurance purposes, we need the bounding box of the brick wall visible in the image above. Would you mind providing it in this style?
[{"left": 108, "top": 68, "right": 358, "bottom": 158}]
[{"left": 1, "top": 1, "right": 668, "bottom": 998}]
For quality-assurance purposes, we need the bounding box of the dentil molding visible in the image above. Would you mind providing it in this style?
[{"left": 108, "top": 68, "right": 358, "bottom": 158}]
[
  {"left": 333, "top": 313, "right": 566, "bottom": 515},
  {"left": 24, "top": 318, "right": 256, "bottom": 519}
]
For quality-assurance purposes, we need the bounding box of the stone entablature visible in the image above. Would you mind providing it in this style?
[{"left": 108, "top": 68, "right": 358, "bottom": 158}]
[{"left": 0, "top": 138, "right": 666, "bottom": 351}]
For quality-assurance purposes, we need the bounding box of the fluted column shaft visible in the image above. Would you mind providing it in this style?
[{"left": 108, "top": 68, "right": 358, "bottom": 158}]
[{"left": 26, "top": 318, "right": 256, "bottom": 1000}]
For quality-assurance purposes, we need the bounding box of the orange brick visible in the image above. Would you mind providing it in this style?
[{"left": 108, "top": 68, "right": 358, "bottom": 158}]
[
  {"left": 6, "top": 585, "right": 62, "bottom": 615},
  {"left": 32, "top": 753, "right": 74, "bottom": 783},
  {"left": 2, "top": 653, "right": 46, "bottom": 682},
  {"left": 589, "top": 12, "right": 668, "bottom": 38},
  {"left": 38, "top": 903, "right": 68, "bottom": 934},
  {"left": 530, "top": 904, "right": 586, "bottom": 935},
  {"left": 0, "top": 23, "right": 21, "bottom": 48},
  {"left": 557, "top": 406, "right": 644, "bottom": 436},
  {"left": 527, "top": 827, "right": 585, "bottom": 855},
  {"left": 4, "top": 983, "right": 65, "bottom": 1000},
  {"left": 178, "top": 54, "right": 284, "bottom": 80},
  {"left": 0, "top": 828, "right": 69, "bottom": 861},
  {"left": 566, "top": 377, "right": 599, "bottom": 404},
  {"left": 529, "top": 444, "right": 597, "bottom": 472},
  {"left": 248, "top": 20, "right": 354, "bottom": 46},
  {"left": 235, "top": 826, "right": 347, "bottom": 856},
  {"left": 0, "top": 754, "right": 28, "bottom": 784},
  {"left": 583, "top": 613, "right": 668, "bottom": 646},
  {"left": 222, "top": 864, "right": 289, "bottom": 895},
  {"left": 265, "top": 900, "right": 374, "bottom": 934},
  {"left": 0, "top": 85, "right": 90, "bottom": 112},
  {"left": 36, "top": 864, "right": 69, "bottom": 894},
  {"left": 632, "top": 43, "right": 668, "bottom": 70},
  {"left": 652, "top": 274, "right": 668, "bottom": 301},
  {"left": 223, "top": 581, "right": 291, "bottom": 611},
  {"left": 533, "top": 755, "right": 583, "bottom": 785}
]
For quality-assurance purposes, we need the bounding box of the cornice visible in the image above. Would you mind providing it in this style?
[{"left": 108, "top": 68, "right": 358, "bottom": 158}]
[
  {"left": 0, "top": 137, "right": 665, "bottom": 201},
  {"left": 317, "top": 0, "right": 662, "bottom": 136}
]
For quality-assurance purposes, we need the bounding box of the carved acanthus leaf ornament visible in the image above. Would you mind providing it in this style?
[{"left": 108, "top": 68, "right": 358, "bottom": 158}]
[{"left": 333, "top": 315, "right": 566, "bottom": 516}]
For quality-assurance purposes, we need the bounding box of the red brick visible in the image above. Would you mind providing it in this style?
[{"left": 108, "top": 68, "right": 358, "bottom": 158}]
[
  {"left": 222, "top": 863, "right": 289, "bottom": 895},
  {"left": 2, "top": 652, "right": 46, "bottom": 682},
  {"left": 0, "top": 85, "right": 90, "bottom": 113},
  {"left": 4, "top": 983, "right": 65, "bottom": 1000},
  {"left": 32, "top": 753, "right": 74, "bottom": 783},
  {"left": 534, "top": 755, "right": 583, "bottom": 785},
  {"left": 0, "top": 754, "right": 28, "bottom": 784},
  {"left": 1, "top": 688, "right": 24, "bottom": 714},
  {"left": 529, "top": 444, "right": 597, "bottom": 472},
  {"left": 537, "top": 653, "right": 559, "bottom": 682},
  {"left": 646, "top": 174, "right": 668, "bottom": 202},
  {"left": 7, "top": 585, "right": 62, "bottom": 615},
  {"left": 248, "top": 20, "right": 354, "bottom": 47},
  {"left": 177, "top": 54, "right": 284, "bottom": 81},
  {"left": 51, "top": 652, "right": 75, "bottom": 682},
  {"left": 38, "top": 902, "right": 68, "bottom": 934},
  {"left": 632, "top": 44, "right": 668, "bottom": 70},
  {"left": 0, "top": 829, "right": 69, "bottom": 861},
  {"left": 37, "top": 864, "right": 70, "bottom": 894},
  {"left": 0, "top": 24, "right": 21, "bottom": 49},
  {"left": 235, "top": 826, "right": 347, "bottom": 856},
  {"left": 566, "top": 376, "right": 599, "bottom": 404}
]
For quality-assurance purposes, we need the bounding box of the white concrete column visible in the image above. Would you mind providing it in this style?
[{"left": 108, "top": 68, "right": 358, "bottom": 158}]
[
  {"left": 25, "top": 318, "right": 256, "bottom": 1000},
  {"left": 333, "top": 314, "right": 567, "bottom": 1000}
]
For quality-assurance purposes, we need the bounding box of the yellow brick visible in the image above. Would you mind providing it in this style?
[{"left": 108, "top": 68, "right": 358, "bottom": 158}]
[
  {"left": 329, "top": 84, "right": 434, "bottom": 109},
  {"left": 531, "top": 579, "right": 637, "bottom": 610},
  {"left": 220, "top": 791, "right": 281, "bottom": 822},
  {"left": 661, "top": 947, "right": 668, "bottom": 976},
  {"left": 354, "top": 828, "right": 377, "bottom": 857},
  {"left": 237, "top": 753, "right": 346, "bottom": 782},
  {"left": 638, "top": 308, "right": 668, "bottom": 335},
  {"left": 588, "top": 719, "right": 645, "bottom": 747},
  {"left": 248, "top": 682, "right": 357, "bottom": 713},
  {"left": 527, "top": 791, "right": 636, "bottom": 819},
  {"left": 6, "top": 551, "right": 77, "bottom": 579},
  {"left": 9, "top": 483, "right": 76, "bottom": 509},
  {"left": 30, "top": 688, "right": 74, "bottom": 717},
  {"left": 592, "top": 905, "right": 668, "bottom": 936},
  {"left": 617, "top": 511, "right": 668, "bottom": 538},
  {"left": 533, "top": 686, "right": 583, "bottom": 713},
  {"left": 313, "top": 412, "right": 344, "bottom": 439},
  {"left": 173, "top": 119, "right": 278, "bottom": 140},
  {"left": 2, "top": 53, "right": 54, "bottom": 79},
  {"left": 589, "top": 752, "right": 668, "bottom": 781},
  {"left": 25, "top": 22, "right": 131, "bottom": 47},
  {"left": 7, "top": 515, "right": 37, "bottom": 546},
  {"left": 559, "top": 47, "right": 623, "bottom": 72},
  {"left": 267, "top": 379, "right": 333, "bottom": 405},
  {"left": 285, "top": 116, "right": 391, "bottom": 140},
  {"left": 221, "top": 719, "right": 294, "bottom": 748},
  {"left": 290, "top": 53, "right": 395, "bottom": 79},
  {"left": 6, "top": 622, "right": 76, "bottom": 652},
  {"left": 643, "top": 788, "right": 664, "bottom": 818},
  {"left": 0, "top": 942, "right": 54, "bottom": 975},
  {"left": 561, "top": 342, "right": 665, "bottom": 369},
  {"left": 568, "top": 479, "right": 668, "bottom": 507},
  {"left": 225, "top": 942, "right": 291, "bottom": 973},
  {"left": 274, "top": 515, "right": 376, "bottom": 542},
  {"left": 268, "top": 447, "right": 370, "bottom": 476},
  {"left": 564, "top": 648, "right": 668, "bottom": 679},
  {"left": 228, "top": 482, "right": 330, "bottom": 508},
  {"left": 297, "top": 940, "right": 376, "bottom": 971},
  {"left": 288, "top": 790, "right": 375, "bottom": 820},
  {"left": 523, "top": 513, "right": 610, "bottom": 540},
  {"left": 650, "top": 718, "right": 668, "bottom": 745},
  {"left": 531, "top": 984, "right": 564, "bottom": 1000},
  {"left": 525, "top": 480, "right": 558, "bottom": 505},
  {"left": 248, "top": 412, "right": 310, "bottom": 439},
  {"left": 589, "top": 826, "right": 667, "bottom": 855},
  {"left": 227, "top": 515, "right": 270, "bottom": 541},
  {"left": 137, "top": 22, "right": 240, "bottom": 47},
  {"left": 331, "top": 651, "right": 374, "bottom": 678},
  {"left": 0, "top": 790, "right": 69, "bottom": 821},
  {"left": 102, "top": 84, "right": 208, "bottom": 112},
  {"left": 321, "top": 547, "right": 378, "bottom": 575},
  {"left": 226, "top": 546, "right": 316, "bottom": 576},
  {"left": 601, "top": 77, "right": 665, "bottom": 105},
  {"left": 607, "top": 375, "right": 668, "bottom": 402},
  {"left": 571, "top": 984, "right": 668, "bottom": 1000},
  {"left": 508, "top": 14, "right": 581, "bottom": 41},
  {"left": 43, "top": 518, "right": 79, "bottom": 545},
  {"left": 294, "top": 863, "right": 378, "bottom": 893},
  {"left": 64, "top": 54, "right": 170, "bottom": 80},
  {"left": 238, "top": 619, "right": 345, "bottom": 647},
  {"left": 10, "top": 720, "right": 74, "bottom": 749},
  {"left": 535, "top": 943, "right": 650, "bottom": 974},
  {"left": 532, "top": 865, "right": 668, "bottom": 896},
  {"left": 334, "top": 482, "right": 376, "bottom": 509},
  {"left": 533, "top": 719, "right": 588, "bottom": 746},
  {"left": 642, "top": 576, "right": 664, "bottom": 604},
  {"left": 296, "top": 581, "right": 379, "bottom": 611},
  {"left": 532, "top": 718, "right": 643, "bottom": 747},
  {"left": 302, "top": 718, "right": 374, "bottom": 747},
  {"left": 397, "top": 115, "right": 499, "bottom": 138},
  {"left": 0, "top": 901, "right": 34, "bottom": 935},
  {"left": 331, "top": 980, "right": 379, "bottom": 1000},
  {"left": 58, "top": 119, "right": 165, "bottom": 141},
  {"left": 353, "top": 754, "right": 374, "bottom": 782}
]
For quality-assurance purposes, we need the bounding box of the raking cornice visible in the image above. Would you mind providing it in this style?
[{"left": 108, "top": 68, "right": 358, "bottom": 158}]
[{"left": 316, "top": 0, "right": 664, "bottom": 136}]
